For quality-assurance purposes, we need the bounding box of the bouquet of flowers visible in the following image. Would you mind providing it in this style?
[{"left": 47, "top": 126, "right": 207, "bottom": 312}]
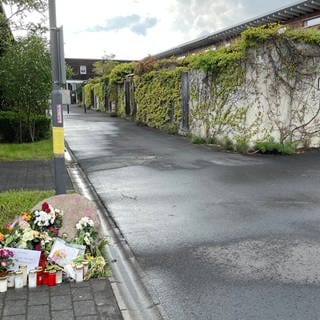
[
  {"left": 74, "top": 217, "right": 98, "bottom": 255},
  {"left": 0, "top": 248, "right": 14, "bottom": 275},
  {"left": 0, "top": 199, "right": 110, "bottom": 281},
  {"left": 0, "top": 202, "right": 63, "bottom": 254},
  {"left": 29, "top": 202, "right": 63, "bottom": 235}
]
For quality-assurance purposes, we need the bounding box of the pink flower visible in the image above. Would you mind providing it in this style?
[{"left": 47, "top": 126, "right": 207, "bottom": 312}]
[
  {"left": 1, "top": 261, "right": 7, "bottom": 267},
  {"left": 34, "top": 243, "right": 42, "bottom": 251}
]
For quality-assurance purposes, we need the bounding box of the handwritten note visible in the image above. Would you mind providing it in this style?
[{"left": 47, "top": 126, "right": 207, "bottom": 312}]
[
  {"left": 48, "top": 238, "right": 85, "bottom": 267},
  {"left": 5, "top": 247, "right": 41, "bottom": 272}
]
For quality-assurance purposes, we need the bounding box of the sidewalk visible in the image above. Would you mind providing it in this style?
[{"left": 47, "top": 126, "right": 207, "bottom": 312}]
[{"left": 0, "top": 159, "right": 123, "bottom": 320}]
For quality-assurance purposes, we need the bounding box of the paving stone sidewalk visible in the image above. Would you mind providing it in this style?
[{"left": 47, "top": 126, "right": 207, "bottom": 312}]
[
  {"left": 0, "top": 160, "right": 73, "bottom": 192},
  {"left": 0, "top": 278, "right": 122, "bottom": 320}
]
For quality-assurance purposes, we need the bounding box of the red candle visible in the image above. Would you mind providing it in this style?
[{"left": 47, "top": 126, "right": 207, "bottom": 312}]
[
  {"left": 47, "top": 271, "right": 56, "bottom": 286},
  {"left": 42, "top": 270, "right": 49, "bottom": 285},
  {"left": 36, "top": 267, "right": 43, "bottom": 285}
]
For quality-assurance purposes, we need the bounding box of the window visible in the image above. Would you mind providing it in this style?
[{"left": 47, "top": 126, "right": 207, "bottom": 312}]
[
  {"left": 304, "top": 16, "right": 320, "bottom": 28},
  {"left": 80, "top": 65, "right": 87, "bottom": 75}
]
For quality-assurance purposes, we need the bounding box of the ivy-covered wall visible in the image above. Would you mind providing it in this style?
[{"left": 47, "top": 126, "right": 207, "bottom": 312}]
[
  {"left": 83, "top": 24, "right": 320, "bottom": 151},
  {"left": 134, "top": 68, "right": 185, "bottom": 133},
  {"left": 189, "top": 24, "right": 320, "bottom": 149}
]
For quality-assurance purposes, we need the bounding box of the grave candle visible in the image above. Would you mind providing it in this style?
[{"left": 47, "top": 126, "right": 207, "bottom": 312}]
[
  {"left": 14, "top": 270, "right": 23, "bottom": 289},
  {"left": 36, "top": 267, "right": 43, "bottom": 285},
  {"left": 42, "top": 270, "right": 49, "bottom": 285},
  {"left": 47, "top": 271, "right": 56, "bottom": 286},
  {"left": 28, "top": 269, "right": 37, "bottom": 288},
  {"left": 83, "top": 261, "right": 89, "bottom": 277},
  {"left": 56, "top": 270, "right": 62, "bottom": 284},
  {"left": 19, "top": 264, "right": 28, "bottom": 286},
  {"left": 75, "top": 264, "right": 83, "bottom": 282},
  {"left": 7, "top": 271, "right": 15, "bottom": 288},
  {"left": 0, "top": 276, "right": 7, "bottom": 293}
]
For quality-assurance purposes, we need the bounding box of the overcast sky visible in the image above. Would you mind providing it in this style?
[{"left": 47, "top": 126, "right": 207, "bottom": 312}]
[{"left": 52, "top": 0, "right": 299, "bottom": 60}]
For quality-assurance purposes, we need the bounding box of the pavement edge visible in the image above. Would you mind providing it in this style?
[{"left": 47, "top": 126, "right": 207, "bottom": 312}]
[{"left": 64, "top": 143, "right": 167, "bottom": 320}]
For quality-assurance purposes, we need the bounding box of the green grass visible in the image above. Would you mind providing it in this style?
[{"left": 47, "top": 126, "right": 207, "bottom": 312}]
[
  {"left": 0, "top": 138, "right": 53, "bottom": 161},
  {"left": 0, "top": 190, "right": 54, "bottom": 233}
]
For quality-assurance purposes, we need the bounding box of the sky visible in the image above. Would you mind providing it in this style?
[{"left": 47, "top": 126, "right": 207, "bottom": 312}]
[{"left": 16, "top": 0, "right": 304, "bottom": 60}]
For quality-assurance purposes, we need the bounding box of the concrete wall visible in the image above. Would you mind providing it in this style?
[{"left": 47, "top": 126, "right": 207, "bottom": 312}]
[{"left": 189, "top": 42, "right": 320, "bottom": 148}]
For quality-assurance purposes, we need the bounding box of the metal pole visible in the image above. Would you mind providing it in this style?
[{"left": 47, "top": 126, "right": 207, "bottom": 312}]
[{"left": 49, "top": 0, "right": 66, "bottom": 194}]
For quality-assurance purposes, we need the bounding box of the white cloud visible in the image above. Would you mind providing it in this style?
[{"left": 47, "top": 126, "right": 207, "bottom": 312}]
[{"left": 9, "top": 0, "right": 300, "bottom": 60}]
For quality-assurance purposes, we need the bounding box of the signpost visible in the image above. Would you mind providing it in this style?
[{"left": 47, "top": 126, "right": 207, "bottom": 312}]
[{"left": 49, "top": 0, "right": 66, "bottom": 194}]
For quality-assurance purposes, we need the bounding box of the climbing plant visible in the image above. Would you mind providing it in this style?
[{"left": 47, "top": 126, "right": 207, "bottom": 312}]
[
  {"left": 188, "top": 23, "right": 320, "bottom": 151},
  {"left": 135, "top": 68, "right": 185, "bottom": 133}
]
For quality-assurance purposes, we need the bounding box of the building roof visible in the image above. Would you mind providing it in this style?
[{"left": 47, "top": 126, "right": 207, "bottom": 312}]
[{"left": 155, "top": 0, "right": 320, "bottom": 59}]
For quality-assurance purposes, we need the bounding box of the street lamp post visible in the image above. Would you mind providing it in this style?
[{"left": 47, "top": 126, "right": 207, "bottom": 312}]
[{"left": 49, "top": 0, "right": 66, "bottom": 194}]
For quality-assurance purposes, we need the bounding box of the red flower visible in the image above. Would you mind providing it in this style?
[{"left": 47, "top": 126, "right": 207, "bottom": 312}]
[{"left": 42, "top": 202, "right": 51, "bottom": 213}]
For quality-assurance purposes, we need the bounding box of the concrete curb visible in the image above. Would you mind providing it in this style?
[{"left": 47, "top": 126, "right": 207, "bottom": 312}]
[{"left": 64, "top": 145, "right": 166, "bottom": 320}]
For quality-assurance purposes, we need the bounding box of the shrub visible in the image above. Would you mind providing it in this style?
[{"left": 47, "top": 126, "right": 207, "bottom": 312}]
[
  {"left": 223, "top": 136, "right": 234, "bottom": 151},
  {"left": 254, "top": 139, "right": 297, "bottom": 155},
  {"left": 235, "top": 138, "right": 250, "bottom": 154},
  {"left": 191, "top": 136, "right": 207, "bottom": 144},
  {"left": 0, "top": 111, "right": 50, "bottom": 143}
]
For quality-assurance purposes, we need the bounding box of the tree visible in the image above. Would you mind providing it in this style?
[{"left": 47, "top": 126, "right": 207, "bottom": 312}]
[
  {"left": 0, "top": 34, "right": 52, "bottom": 141},
  {"left": 92, "top": 53, "right": 118, "bottom": 76},
  {"left": 0, "top": 0, "right": 47, "bottom": 33}
]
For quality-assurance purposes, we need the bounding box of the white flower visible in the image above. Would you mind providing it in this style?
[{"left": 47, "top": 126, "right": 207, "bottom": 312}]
[
  {"left": 76, "top": 217, "right": 95, "bottom": 230},
  {"left": 55, "top": 209, "right": 63, "bottom": 216},
  {"left": 34, "top": 210, "right": 51, "bottom": 227},
  {"left": 84, "top": 234, "right": 91, "bottom": 245}
]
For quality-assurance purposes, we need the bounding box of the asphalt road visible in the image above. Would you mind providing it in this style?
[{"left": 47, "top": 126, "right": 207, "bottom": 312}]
[{"left": 64, "top": 106, "right": 320, "bottom": 320}]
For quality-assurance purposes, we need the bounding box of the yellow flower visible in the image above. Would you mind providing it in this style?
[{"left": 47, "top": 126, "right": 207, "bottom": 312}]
[
  {"left": 25, "top": 214, "right": 32, "bottom": 221},
  {"left": 0, "top": 233, "right": 5, "bottom": 242},
  {"left": 85, "top": 253, "right": 94, "bottom": 261}
]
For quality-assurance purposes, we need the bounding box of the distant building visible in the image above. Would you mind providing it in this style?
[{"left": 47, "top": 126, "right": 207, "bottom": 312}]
[
  {"left": 65, "top": 58, "right": 132, "bottom": 104},
  {"left": 155, "top": 0, "right": 320, "bottom": 59}
]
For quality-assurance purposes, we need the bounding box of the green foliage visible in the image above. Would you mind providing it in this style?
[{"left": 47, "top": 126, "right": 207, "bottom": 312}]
[
  {"left": 206, "top": 136, "right": 218, "bottom": 144},
  {"left": 93, "top": 82, "right": 105, "bottom": 111},
  {"left": 254, "top": 139, "right": 297, "bottom": 155},
  {"left": 109, "top": 62, "right": 135, "bottom": 85},
  {"left": 240, "top": 24, "right": 282, "bottom": 49},
  {"left": 223, "top": 136, "right": 234, "bottom": 151},
  {"left": 0, "top": 111, "right": 50, "bottom": 143},
  {"left": 240, "top": 23, "right": 320, "bottom": 50},
  {"left": 285, "top": 27, "right": 320, "bottom": 46},
  {"left": 191, "top": 136, "right": 207, "bottom": 144},
  {"left": 0, "top": 0, "right": 47, "bottom": 37},
  {"left": 234, "top": 138, "right": 250, "bottom": 154},
  {"left": 93, "top": 58, "right": 118, "bottom": 76},
  {"left": 190, "top": 46, "right": 243, "bottom": 74},
  {"left": 135, "top": 68, "right": 184, "bottom": 133},
  {"left": 65, "top": 63, "right": 74, "bottom": 80},
  {"left": 117, "top": 88, "right": 126, "bottom": 117},
  {"left": 0, "top": 190, "right": 54, "bottom": 233},
  {"left": 83, "top": 81, "right": 96, "bottom": 108},
  {"left": 0, "top": 35, "right": 51, "bottom": 142}
]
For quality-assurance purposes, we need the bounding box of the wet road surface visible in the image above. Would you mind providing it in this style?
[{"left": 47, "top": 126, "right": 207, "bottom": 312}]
[{"left": 64, "top": 106, "right": 320, "bottom": 320}]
